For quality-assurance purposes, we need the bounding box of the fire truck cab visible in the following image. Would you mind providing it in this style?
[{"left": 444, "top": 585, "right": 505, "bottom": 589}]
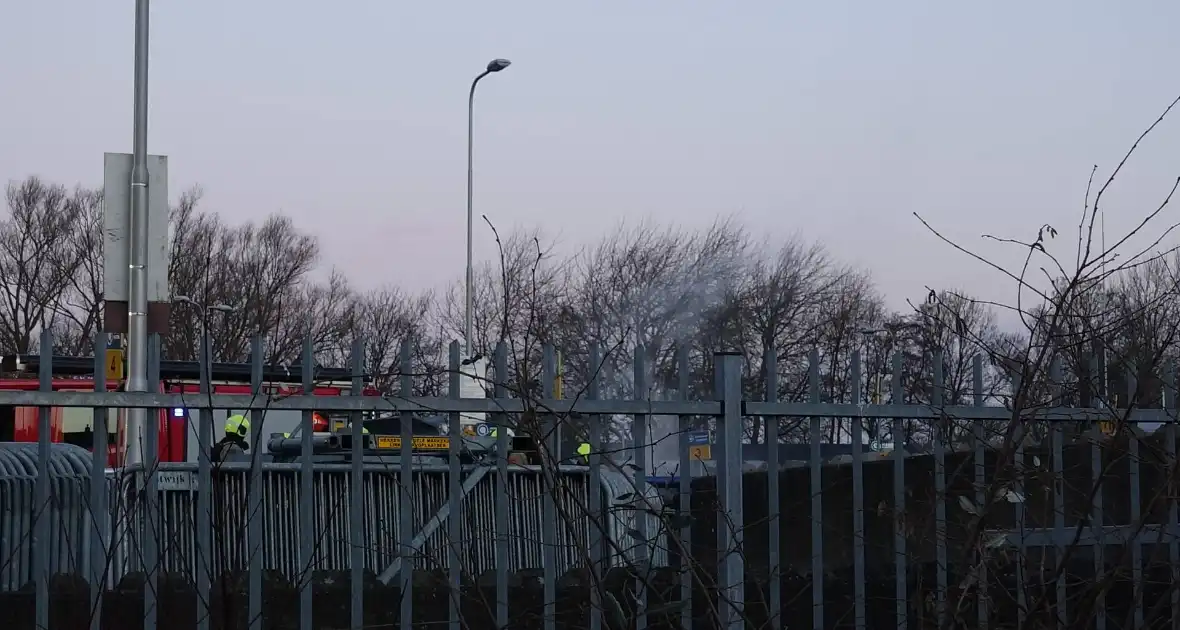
[
  {"left": 0, "top": 371, "right": 127, "bottom": 466},
  {"left": 0, "top": 354, "right": 380, "bottom": 466},
  {"left": 165, "top": 362, "right": 383, "bottom": 463},
  {"left": 0, "top": 352, "right": 553, "bottom": 466}
]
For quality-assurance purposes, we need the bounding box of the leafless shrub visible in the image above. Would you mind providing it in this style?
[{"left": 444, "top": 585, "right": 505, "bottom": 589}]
[
  {"left": 912, "top": 93, "right": 1180, "bottom": 628},
  {"left": 0, "top": 177, "right": 89, "bottom": 354}
]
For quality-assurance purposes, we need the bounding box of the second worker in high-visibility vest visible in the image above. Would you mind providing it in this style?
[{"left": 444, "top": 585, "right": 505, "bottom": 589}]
[{"left": 213, "top": 414, "right": 251, "bottom": 463}]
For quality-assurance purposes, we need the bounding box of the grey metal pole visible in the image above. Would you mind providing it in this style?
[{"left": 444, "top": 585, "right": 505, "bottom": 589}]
[
  {"left": 125, "top": 0, "right": 151, "bottom": 468},
  {"left": 465, "top": 70, "right": 488, "bottom": 358},
  {"left": 464, "top": 58, "right": 510, "bottom": 358}
]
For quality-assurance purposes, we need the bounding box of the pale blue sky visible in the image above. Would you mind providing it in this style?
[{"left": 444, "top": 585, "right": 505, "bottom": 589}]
[{"left": 2, "top": 1, "right": 1178, "bottom": 311}]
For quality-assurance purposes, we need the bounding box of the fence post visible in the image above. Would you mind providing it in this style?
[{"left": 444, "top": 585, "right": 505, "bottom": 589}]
[
  {"left": 144, "top": 333, "right": 161, "bottom": 630},
  {"left": 541, "top": 345, "right": 559, "bottom": 630},
  {"left": 492, "top": 342, "right": 510, "bottom": 628},
  {"left": 587, "top": 344, "right": 603, "bottom": 630},
  {"left": 35, "top": 327, "right": 52, "bottom": 630},
  {"left": 398, "top": 339, "right": 415, "bottom": 630},
  {"left": 299, "top": 335, "right": 315, "bottom": 630},
  {"left": 850, "top": 351, "right": 866, "bottom": 630},
  {"left": 1051, "top": 356, "right": 1067, "bottom": 628},
  {"left": 1127, "top": 362, "right": 1144, "bottom": 628},
  {"left": 1089, "top": 346, "right": 1105, "bottom": 630},
  {"left": 1011, "top": 362, "right": 1027, "bottom": 627},
  {"left": 891, "top": 351, "right": 907, "bottom": 629},
  {"left": 972, "top": 355, "right": 988, "bottom": 630},
  {"left": 349, "top": 337, "right": 365, "bottom": 630},
  {"left": 808, "top": 349, "right": 823, "bottom": 630},
  {"left": 933, "top": 350, "right": 947, "bottom": 629},
  {"left": 89, "top": 333, "right": 109, "bottom": 630},
  {"left": 764, "top": 346, "right": 782, "bottom": 630},
  {"left": 248, "top": 336, "right": 265, "bottom": 630},
  {"left": 196, "top": 331, "right": 213, "bottom": 630},
  {"left": 1166, "top": 360, "right": 1179, "bottom": 626},
  {"left": 631, "top": 345, "right": 648, "bottom": 630},
  {"left": 715, "top": 351, "right": 744, "bottom": 630},
  {"left": 447, "top": 341, "right": 462, "bottom": 630},
  {"left": 676, "top": 346, "right": 693, "bottom": 630}
]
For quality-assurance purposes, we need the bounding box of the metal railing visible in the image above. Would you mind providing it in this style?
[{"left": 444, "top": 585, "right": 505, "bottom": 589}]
[{"left": 1, "top": 330, "right": 1179, "bottom": 629}]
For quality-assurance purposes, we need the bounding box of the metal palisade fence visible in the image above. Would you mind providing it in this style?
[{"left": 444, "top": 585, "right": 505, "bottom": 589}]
[{"left": 0, "top": 330, "right": 1179, "bottom": 629}]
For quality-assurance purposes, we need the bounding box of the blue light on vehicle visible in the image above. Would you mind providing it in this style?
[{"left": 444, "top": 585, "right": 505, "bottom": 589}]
[{"left": 172, "top": 408, "right": 185, "bottom": 417}]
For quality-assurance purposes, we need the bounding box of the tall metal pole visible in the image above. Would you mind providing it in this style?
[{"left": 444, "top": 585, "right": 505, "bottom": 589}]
[
  {"left": 465, "top": 70, "right": 489, "bottom": 358},
  {"left": 125, "top": 0, "right": 151, "bottom": 468},
  {"left": 464, "top": 58, "right": 510, "bottom": 358}
]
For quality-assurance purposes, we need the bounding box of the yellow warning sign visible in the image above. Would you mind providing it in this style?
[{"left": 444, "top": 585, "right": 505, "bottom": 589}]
[
  {"left": 375, "top": 436, "right": 450, "bottom": 450},
  {"left": 1100, "top": 421, "right": 1116, "bottom": 436},
  {"left": 689, "top": 445, "right": 712, "bottom": 461},
  {"left": 105, "top": 348, "right": 124, "bottom": 382}
]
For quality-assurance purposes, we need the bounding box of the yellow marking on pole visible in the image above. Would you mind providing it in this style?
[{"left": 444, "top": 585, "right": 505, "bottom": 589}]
[
  {"left": 105, "top": 348, "right": 125, "bottom": 382},
  {"left": 554, "top": 350, "right": 563, "bottom": 400}
]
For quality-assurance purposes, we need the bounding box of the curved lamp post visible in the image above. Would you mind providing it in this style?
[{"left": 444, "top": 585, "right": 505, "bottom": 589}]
[
  {"left": 174, "top": 295, "right": 237, "bottom": 365},
  {"left": 465, "top": 58, "right": 511, "bottom": 358}
]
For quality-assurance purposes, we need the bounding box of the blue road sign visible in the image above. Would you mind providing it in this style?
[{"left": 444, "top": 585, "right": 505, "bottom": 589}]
[{"left": 688, "top": 430, "right": 709, "bottom": 445}]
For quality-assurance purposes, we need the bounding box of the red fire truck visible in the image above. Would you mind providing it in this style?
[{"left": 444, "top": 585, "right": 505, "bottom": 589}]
[{"left": 0, "top": 355, "right": 378, "bottom": 467}]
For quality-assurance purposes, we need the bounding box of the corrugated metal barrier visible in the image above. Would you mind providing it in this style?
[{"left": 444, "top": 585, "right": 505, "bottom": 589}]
[{"left": 95, "top": 462, "right": 663, "bottom": 582}]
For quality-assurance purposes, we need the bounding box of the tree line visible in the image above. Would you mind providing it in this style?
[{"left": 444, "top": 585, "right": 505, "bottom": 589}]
[{"left": 4, "top": 171, "right": 1180, "bottom": 443}]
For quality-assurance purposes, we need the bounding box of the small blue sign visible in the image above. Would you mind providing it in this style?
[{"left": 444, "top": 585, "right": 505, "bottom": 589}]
[
  {"left": 475, "top": 423, "right": 491, "bottom": 437},
  {"left": 687, "top": 431, "right": 709, "bottom": 445}
]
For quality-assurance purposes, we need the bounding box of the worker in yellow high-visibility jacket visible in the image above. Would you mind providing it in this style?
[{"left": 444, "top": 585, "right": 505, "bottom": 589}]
[{"left": 214, "top": 414, "right": 250, "bottom": 462}]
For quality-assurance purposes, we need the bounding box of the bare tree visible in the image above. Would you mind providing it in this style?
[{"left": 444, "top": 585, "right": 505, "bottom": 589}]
[
  {"left": 264, "top": 270, "right": 355, "bottom": 365},
  {"left": 0, "top": 177, "right": 87, "bottom": 353},
  {"left": 337, "top": 285, "right": 439, "bottom": 394},
  {"left": 915, "top": 93, "right": 1180, "bottom": 628},
  {"left": 164, "top": 191, "right": 321, "bottom": 362},
  {"left": 50, "top": 186, "right": 105, "bottom": 355},
  {"left": 439, "top": 225, "right": 567, "bottom": 397}
]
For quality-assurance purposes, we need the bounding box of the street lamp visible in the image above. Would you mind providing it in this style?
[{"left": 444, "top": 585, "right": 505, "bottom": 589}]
[
  {"left": 175, "top": 295, "right": 235, "bottom": 314},
  {"left": 174, "top": 295, "right": 237, "bottom": 365},
  {"left": 172, "top": 296, "right": 239, "bottom": 464},
  {"left": 465, "top": 58, "right": 512, "bottom": 358},
  {"left": 858, "top": 327, "right": 897, "bottom": 447},
  {"left": 861, "top": 322, "right": 929, "bottom": 450}
]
